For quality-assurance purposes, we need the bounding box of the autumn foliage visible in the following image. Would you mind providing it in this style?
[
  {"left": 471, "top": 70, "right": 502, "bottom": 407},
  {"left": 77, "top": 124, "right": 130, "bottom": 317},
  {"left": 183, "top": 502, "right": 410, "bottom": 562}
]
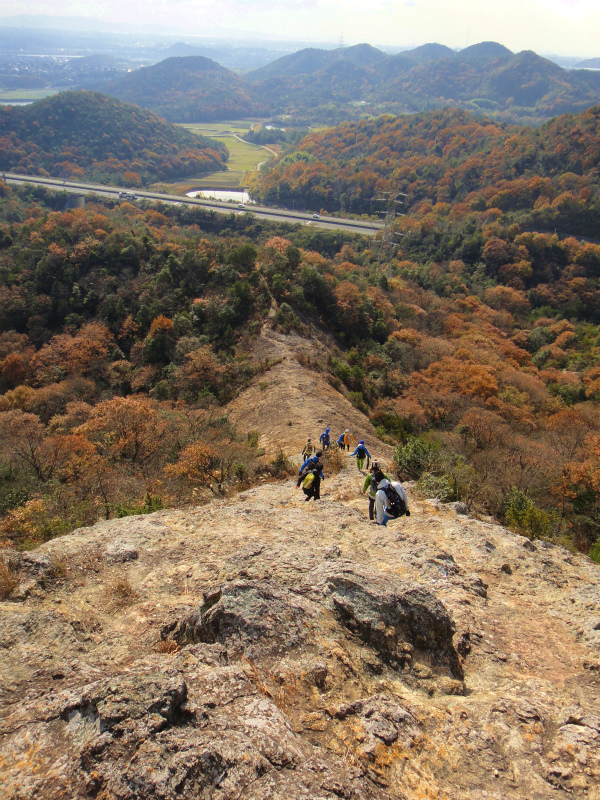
[
  {"left": 2, "top": 114, "right": 600, "bottom": 557},
  {"left": 0, "top": 91, "right": 227, "bottom": 186}
]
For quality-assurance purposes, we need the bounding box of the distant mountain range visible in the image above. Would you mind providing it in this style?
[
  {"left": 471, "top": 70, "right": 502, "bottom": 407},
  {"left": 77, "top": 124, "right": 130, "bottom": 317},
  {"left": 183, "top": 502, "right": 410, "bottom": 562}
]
[{"left": 99, "top": 41, "right": 600, "bottom": 124}]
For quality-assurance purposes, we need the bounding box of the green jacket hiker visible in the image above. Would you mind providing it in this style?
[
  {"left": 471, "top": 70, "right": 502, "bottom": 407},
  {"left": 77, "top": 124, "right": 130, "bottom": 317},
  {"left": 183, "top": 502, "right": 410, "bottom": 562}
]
[{"left": 362, "top": 461, "right": 390, "bottom": 520}]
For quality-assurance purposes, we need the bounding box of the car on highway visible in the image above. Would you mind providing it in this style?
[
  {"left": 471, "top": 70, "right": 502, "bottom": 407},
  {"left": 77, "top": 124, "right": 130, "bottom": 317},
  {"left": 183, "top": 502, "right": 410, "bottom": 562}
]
[
  {"left": 119, "top": 191, "right": 137, "bottom": 200},
  {"left": 238, "top": 203, "right": 246, "bottom": 210},
  {"left": 312, "top": 213, "right": 320, "bottom": 219}
]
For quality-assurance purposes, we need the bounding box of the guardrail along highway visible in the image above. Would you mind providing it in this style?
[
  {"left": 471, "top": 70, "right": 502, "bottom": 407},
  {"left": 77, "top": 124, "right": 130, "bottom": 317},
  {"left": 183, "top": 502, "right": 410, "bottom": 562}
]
[{"left": 2, "top": 173, "right": 383, "bottom": 237}]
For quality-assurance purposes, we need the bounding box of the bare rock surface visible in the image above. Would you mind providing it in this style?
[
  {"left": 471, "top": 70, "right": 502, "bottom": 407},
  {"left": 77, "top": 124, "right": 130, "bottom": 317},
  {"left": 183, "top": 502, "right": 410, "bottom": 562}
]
[
  {"left": 1, "top": 326, "right": 600, "bottom": 799},
  {"left": 2, "top": 463, "right": 600, "bottom": 800}
]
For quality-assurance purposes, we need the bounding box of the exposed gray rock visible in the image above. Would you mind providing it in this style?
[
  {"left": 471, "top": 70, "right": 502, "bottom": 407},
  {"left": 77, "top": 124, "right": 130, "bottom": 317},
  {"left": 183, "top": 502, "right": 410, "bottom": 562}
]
[
  {"left": 326, "top": 572, "right": 462, "bottom": 678},
  {"left": 173, "top": 581, "right": 313, "bottom": 657},
  {"left": 446, "top": 501, "right": 469, "bottom": 515},
  {"left": 8, "top": 578, "right": 38, "bottom": 602},
  {"left": 104, "top": 539, "right": 139, "bottom": 563}
]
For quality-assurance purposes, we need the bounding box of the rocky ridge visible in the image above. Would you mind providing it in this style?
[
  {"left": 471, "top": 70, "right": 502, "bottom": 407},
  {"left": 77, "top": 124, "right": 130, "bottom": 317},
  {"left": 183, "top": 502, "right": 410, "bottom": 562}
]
[{"left": 1, "top": 324, "right": 600, "bottom": 799}]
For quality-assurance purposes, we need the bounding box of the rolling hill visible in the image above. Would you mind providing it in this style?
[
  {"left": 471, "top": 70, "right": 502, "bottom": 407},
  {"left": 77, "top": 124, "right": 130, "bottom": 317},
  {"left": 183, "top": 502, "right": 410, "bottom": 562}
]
[
  {"left": 104, "top": 55, "right": 267, "bottom": 122},
  {"left": 0, "top": 90, "right": 227, "bottom": 184}
]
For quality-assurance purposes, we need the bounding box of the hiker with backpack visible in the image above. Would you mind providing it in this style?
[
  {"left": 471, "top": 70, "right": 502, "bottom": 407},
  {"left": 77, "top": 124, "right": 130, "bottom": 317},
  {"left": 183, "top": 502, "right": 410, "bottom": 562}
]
[
  {"left": 349, "top": 440, "right": 371, "bottom": 471},
  {"left": 343, "top": 429, "right": 355, "bottom": 451},
  {"left": 373, "top": 471, "right": 410, "bottom": 526},
  {"left": 362, "top": 460, "right": 390, "bottom": 520},
  {"left": 319, "top": 427, "right": 331, "bottom": 450},
  {"left": 297, "top": 451, "right": 324, "bottom": 501},
  {"left": 336, "top": 432, "right": 346, "bottom": 451},
  {"left": 302, "top": 438, "right": 315, "bottom": 460}
]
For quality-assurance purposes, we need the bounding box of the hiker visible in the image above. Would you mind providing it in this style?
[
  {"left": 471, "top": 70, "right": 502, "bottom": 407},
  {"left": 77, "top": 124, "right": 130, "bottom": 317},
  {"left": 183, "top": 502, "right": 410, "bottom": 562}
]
[
  {"left": 337, "top": 432, "right": 346, "bottom": 450},
  {"left": 349, "top": 440, "right": 371, "bottom": 471},
  {"left": 374, "top": 472, "right": 410, "bottom": 526},
  {"left": 362, "top": 460, "right": 390, "bottom": 520},
  {"left": 297, "top": 451, "right": 324, "bottom": 501},
  {"left": 343, "top": 429, "right": 355, "bottom": 451},
  {"left": 302, "top": 438, "right": 315, "bottom": 460},
  {"left": 319, "top": 427, "right": 331, "bottom": 450},
  {"left": 299, "top": 450, "right": 323, "bottom": 476}
]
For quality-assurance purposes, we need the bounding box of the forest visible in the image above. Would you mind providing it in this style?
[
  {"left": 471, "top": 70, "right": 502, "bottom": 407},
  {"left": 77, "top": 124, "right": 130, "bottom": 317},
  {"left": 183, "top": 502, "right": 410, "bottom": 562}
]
[
  {"left": 1, "top": 98, "right": 600, "bottom": 562},
  {"left": 0, "top": 91, "right": 228, "bottom": 185},
  {"left": 249, "top": 105, "right": 600, "bottom": 239}
]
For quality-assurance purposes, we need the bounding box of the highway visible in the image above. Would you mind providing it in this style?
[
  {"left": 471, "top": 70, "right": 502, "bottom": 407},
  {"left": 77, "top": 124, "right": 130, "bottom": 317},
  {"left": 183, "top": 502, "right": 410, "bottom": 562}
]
[{"left": 2, "top": 173, "right": 383, "bottom": 237}]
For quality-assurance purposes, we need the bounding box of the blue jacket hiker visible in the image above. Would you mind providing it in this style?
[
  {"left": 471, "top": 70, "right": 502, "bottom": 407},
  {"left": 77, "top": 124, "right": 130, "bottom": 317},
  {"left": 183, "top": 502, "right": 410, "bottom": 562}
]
[
  {"left": 349, "top": 440, "right": 371, "bottom": 471},
  {"left": 336, "top": 432, "right": 345, "bottom": 450},
  {"left": 319, "top": 427, "right": 331, "bottom": 449},
  {"left": 297, "top": 451, "right": 324, "bottom": 501},
  {"left": 299, "top": 452, "right": 324, "bottom": 480}
]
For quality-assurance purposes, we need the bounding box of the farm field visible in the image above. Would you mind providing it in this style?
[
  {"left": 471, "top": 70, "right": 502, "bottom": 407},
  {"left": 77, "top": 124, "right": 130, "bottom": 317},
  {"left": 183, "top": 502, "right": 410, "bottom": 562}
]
[
  {"left": 178, "top": 120, "right": 276, "bottom": 189},
  {"left": 0, "top": 88, "right": 59, "bottom": 102}
]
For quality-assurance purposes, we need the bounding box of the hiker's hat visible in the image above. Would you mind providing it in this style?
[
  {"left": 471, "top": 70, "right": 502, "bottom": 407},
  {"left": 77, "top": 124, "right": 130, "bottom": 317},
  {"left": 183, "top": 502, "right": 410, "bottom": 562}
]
[
  {"left": 359, "top": 439, "right": 364, "bottom": 444},
  {"left": 345, "top": 428, "right": 350, "bottom": 432},
  {"left": 307, "top": 438, "right": 311, "bottom": 441}
]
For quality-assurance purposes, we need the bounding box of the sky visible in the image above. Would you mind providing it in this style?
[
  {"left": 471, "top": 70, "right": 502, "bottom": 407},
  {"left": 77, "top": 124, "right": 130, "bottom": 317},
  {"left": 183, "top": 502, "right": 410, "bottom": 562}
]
[{"left": 3, "top": 0, "right": 600, "bottom": 58}]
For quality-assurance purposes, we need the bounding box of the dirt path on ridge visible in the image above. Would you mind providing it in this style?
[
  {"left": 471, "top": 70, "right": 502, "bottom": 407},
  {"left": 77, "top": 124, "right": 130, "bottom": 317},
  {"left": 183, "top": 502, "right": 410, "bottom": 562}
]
[{"left": 227, "top": 320, "right": 393, "bottom": 464}]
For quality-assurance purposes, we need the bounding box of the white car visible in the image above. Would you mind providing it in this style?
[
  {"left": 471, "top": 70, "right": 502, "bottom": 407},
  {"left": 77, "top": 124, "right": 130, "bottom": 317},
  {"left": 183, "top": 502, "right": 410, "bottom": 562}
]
[{"left": 312, "top": 213, "right": 320, "bottom": 219}]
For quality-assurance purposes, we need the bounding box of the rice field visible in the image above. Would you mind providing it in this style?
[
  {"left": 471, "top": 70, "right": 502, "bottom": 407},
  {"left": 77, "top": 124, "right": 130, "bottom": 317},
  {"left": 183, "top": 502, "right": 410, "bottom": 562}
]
[
  {"left": 178, "top": 120, "right": 276, "bottom": 189},
  {"left": 0, "top": 89, "right": 59, "bottom": 102}
]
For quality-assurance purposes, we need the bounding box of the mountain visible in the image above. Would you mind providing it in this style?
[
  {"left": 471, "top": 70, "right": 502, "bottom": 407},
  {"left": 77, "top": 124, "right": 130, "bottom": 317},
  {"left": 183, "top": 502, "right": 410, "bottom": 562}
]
[
  {"left": 458, "top": 40, "right": 514, "bottom": 62},
  {"left": 248, "top": 47, "right": 342, "bottom": 81},
  {"left": 576, "top": 57, "right": 600, "bottom": 69},
  {"left": 104, "top": 55, "right": 265, "bottom": 122},
  {"left": 248, "top": 43, "right": 387, "bottom": 81},
  {"left": 339, "top": 42, "right": 388, "bottom": 67},
  {"left": 2, "top": 316, "right": 600, "bottom": 799},
  {"left": 23, "top": 40, "right": 597, "bottom": 125},
  {"left": 486, "top": 50, "right": 565, "bottom": 105},
  {"left": 243, "top": 41, "right": 600, "bottom": 123},
  {"left": 0, "top": 90, "right": 227, "bottom": 184},
  {"left": 376, "top": 47, "right": 600, "bottom": 117},
  {"left": 400, "top": 42, "right": 456, "bottom": 64}
]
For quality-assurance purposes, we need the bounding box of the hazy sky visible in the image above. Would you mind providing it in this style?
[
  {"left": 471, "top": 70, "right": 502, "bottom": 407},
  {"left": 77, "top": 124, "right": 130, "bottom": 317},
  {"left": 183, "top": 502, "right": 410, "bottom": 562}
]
[{"left": 4, "top": 0, "right": 600, "bottom": 57}]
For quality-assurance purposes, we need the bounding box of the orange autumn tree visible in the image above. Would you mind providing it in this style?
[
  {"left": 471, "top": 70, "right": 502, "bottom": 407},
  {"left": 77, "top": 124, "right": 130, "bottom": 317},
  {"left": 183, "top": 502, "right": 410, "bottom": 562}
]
[
  {"left": 165, "top": 441, "right": 220, "bottom": 493},
  {"left": 77, "top": 397, "right": 172, "bottom": 477}
]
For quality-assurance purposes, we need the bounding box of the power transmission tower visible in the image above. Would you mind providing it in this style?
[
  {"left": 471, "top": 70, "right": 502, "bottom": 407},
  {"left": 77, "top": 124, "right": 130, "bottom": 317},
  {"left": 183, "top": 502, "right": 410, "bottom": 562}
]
[{"left": 373, "top": 190, "right": 407, "bottom": 270}]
